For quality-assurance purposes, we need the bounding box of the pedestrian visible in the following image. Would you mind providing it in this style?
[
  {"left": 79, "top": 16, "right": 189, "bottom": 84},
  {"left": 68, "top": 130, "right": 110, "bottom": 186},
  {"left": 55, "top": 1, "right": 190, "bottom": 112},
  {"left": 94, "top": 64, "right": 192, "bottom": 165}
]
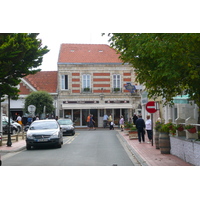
[
  {"left": 133, "top": 113, "right": 138, "bottom": 125},
  {"left": 135, "top": 115, "right": 146, "bottom": 143},
  {"left": 103, "top": 113, "right": 108, "bottom": 128},
  {"left": 16, "top": 114, "right": 22, "bottom": 125},
  {"left": 110, "top": 121, "right": 114, "bottom": 130},
  {"left": 107, "top": 114, "right": 112, "bottom": 126},
  {"left": 86, "top": 114, "right": 91, "bottom": 130},
  {"left": 27, "top": 116, "right": 32, "bottom": 125},
  {"left": 145, "top": 115, "right": 152, "bottom": 143},
  {"left": 119, "top": 115, "right": 124, "bottom": 131},
  {"left": 89, "top": 114, "right": 96, "bottom": 130}
]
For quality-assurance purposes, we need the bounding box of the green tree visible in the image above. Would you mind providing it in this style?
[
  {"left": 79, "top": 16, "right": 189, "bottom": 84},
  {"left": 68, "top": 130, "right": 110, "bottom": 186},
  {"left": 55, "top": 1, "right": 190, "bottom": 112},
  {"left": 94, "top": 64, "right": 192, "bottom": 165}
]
[
  {"left": 108, "top": 33, "right": 200, "bottom": 122},
  {"left": 24, "top": 91, "right": 54, "bottom": 116},
  {"left": 0, "top": 33, "right": 49, "bottom": 100}
]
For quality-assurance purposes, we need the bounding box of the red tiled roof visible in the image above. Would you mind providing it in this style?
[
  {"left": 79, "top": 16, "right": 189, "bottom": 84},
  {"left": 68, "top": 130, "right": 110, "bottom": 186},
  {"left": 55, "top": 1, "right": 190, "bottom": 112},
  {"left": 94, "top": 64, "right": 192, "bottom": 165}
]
[
  {"left": 58, "top": 44, "right": 122, "bottom": 63},
  {"left": 18, "top": 82, "right": 32, "bottom": 95},
  {"left": 20, "top": 71, "right": 58, "bottom": 94}
]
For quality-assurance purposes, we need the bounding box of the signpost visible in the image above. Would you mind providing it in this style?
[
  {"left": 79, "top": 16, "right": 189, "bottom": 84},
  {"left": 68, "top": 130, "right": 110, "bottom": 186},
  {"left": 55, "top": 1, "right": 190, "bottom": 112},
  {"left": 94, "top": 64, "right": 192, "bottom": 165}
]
[{"left": 146, "top": 101, "right": 158, "bottom": 146}]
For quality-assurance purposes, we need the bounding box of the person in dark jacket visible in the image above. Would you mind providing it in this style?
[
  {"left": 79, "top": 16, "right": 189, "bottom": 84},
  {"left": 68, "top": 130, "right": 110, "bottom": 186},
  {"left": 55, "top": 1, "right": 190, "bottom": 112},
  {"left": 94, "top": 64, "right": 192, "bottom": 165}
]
[
  {"left": 135, "top": 115, "right": 146, "bottom": 143},
  {"left": 133, "top": 113, "right": 138, "bottom": 125}
]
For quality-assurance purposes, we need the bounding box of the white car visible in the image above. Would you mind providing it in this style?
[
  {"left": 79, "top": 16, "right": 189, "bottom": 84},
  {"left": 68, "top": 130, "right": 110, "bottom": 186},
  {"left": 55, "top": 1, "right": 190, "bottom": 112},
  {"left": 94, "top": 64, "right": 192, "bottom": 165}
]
[
  {"left": 2, "top": 116, "right": 22, "bottom": 133},
  {"left": 26, "top": 119, "right": 63, "bottom": 150}
]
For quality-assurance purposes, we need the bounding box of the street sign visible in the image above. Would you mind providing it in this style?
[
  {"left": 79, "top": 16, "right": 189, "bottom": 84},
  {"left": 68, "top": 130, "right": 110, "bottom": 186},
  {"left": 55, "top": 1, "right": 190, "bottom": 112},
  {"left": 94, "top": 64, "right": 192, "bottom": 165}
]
[{"left": 146, "top": 101, "right": 157, "bottom": 113}]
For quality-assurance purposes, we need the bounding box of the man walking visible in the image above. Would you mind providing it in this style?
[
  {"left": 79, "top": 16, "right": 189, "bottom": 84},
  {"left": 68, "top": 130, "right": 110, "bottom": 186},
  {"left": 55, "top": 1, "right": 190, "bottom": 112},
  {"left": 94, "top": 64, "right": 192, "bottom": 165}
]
[
  {"left": 135, "top": 115, "right": 146, "bottom": 143},
  {"left": 103, "top": 113, "right": 108, "bottom": 128}
]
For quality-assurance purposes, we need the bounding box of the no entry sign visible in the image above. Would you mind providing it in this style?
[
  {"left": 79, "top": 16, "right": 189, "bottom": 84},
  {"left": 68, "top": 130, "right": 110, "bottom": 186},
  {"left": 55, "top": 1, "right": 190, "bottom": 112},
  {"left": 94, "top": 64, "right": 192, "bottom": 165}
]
[{"left": 146, "top": 101, "right": 157, "bottom": 113}]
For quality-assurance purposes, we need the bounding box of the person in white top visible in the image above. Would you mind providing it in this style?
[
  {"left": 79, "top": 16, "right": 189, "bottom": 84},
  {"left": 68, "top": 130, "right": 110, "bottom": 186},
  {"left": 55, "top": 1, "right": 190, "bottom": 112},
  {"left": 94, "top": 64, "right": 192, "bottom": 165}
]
[
  {"left": 119, "top": 115, "right": 124, "bottom": 131},
  {"left": 145, "top": 115, "right": 152, "bottom": 143},
  {"left": 16, "top": 114, "right": 22, "bottom": 125}
]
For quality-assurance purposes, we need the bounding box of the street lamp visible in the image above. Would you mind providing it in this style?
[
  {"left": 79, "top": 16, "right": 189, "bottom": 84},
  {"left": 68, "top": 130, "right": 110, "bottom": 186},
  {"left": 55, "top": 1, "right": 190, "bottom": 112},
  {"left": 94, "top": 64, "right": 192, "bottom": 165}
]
[
  {"left": 7, "top": 95, "right": 12, "bottom": 147},
  {"left": 6, "top": 84, "right": 20, "bottom": 147}
]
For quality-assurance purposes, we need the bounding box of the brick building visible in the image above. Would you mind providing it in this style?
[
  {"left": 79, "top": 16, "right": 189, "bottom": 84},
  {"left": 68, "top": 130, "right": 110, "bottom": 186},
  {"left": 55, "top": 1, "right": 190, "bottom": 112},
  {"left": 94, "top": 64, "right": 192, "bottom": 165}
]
[{"left": 57, "top": 44, "right": 142, "bottom": 127}]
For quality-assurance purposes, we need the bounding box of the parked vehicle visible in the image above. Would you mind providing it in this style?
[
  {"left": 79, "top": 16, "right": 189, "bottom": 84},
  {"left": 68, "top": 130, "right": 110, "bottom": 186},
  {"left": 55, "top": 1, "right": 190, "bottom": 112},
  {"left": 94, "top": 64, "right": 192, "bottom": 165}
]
[
  {"left": 24, "top": 122, "right": 31, "bottom": 132},
  {"left": 2, "top": 121, "right": 18, "bottom": 135},
  {"left": 57, "top": 118, "right": 75, "bottom": 136},
  {"left": 26, "top": 119, "right": 63, "bottom": 150},
  {"left": 2, "top": 116, "right": 22, "bottom": 133}
]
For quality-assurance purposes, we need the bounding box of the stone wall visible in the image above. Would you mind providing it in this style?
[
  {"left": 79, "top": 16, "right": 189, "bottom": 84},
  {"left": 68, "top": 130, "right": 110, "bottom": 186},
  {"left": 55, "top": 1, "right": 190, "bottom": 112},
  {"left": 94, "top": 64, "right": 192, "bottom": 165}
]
[{"left": 170, "top": 136, "right": 200, "bottom": 166}]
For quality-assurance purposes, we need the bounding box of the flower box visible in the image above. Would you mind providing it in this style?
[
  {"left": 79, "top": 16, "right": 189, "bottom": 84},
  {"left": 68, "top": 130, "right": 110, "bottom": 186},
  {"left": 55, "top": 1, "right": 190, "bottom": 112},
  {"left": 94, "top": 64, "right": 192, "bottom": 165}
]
[{"left": 187, "top": 127, "right": 197, "bottom": 133}]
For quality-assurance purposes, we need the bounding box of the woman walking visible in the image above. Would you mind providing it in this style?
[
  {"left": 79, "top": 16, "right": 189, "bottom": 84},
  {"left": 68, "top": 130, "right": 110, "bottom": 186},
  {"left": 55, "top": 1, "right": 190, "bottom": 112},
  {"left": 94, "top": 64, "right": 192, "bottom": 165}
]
[
  {"left": 119, "top": 115, "right": 124, "bottom": 131},
  {"left": 145, "top": 115, "right": 152, "bottom": 143}
]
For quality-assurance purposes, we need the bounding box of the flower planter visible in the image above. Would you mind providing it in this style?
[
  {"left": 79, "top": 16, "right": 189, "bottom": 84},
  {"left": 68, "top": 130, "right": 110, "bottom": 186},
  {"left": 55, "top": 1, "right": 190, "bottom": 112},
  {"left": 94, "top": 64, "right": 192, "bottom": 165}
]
[
  {"left": 177, "top": 127, "right": 184, "bottom": 131},
  {"left": 159, "top": 132, "right": 170, "bottom": 154},
  {"left": 128, "top": 130, "right": 138, "bottom": 139},
  {"left": 154, "top": 130, "right": 160, "bottom": 149},
  {"left": 187, "top": 127, "right": 196, "bottom": 133}
]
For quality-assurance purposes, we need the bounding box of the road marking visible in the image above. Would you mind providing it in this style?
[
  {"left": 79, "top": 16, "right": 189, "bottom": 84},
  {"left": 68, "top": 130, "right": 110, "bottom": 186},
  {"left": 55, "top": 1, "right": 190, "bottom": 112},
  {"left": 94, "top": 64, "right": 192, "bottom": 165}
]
[{"left": 63, "top": 133, "right": 79, "bottom": 145}]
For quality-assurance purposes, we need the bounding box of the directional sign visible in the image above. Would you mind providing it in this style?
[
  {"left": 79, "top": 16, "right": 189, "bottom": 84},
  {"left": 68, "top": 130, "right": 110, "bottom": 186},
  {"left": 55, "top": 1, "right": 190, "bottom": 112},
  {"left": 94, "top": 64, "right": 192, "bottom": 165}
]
[{"left": 146, "top": 101, "right": 157, "bottom": 113}]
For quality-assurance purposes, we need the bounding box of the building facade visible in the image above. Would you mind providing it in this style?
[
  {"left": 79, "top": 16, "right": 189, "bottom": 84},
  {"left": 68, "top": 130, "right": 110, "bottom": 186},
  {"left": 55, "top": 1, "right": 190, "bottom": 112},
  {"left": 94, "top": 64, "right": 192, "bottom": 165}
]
[{"left": 57, "top": 44, "right": 142, "bottom": 127}]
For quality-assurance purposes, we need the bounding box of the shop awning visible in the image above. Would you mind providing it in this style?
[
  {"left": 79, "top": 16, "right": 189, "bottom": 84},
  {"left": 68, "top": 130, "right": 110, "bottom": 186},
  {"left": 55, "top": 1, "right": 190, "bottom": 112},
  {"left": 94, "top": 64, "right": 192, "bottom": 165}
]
[{"left": 62, "top": 103, "right": 133, "bottom": 109}]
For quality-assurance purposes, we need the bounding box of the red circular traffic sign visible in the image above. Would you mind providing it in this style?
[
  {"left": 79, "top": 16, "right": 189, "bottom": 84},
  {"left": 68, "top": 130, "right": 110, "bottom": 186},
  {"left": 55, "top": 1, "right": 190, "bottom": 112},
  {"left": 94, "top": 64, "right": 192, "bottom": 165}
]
[{"left": 146, "top": 101, "right": 157, "bottom": 113}]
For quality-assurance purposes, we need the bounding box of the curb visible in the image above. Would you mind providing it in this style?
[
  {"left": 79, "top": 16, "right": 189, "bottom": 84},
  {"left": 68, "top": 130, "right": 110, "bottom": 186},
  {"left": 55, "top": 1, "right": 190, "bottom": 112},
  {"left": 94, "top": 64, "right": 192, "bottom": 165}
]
[{"left": 117, "top": 131, "right": 149, "bottom": 166}]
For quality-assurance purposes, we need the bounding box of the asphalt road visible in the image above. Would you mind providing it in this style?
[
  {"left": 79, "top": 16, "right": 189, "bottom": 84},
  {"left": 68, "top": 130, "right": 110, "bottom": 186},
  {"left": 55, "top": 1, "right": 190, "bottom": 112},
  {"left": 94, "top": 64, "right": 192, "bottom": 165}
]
[{"left": 2, "top": 129, "right": 135, "bottom": 166}]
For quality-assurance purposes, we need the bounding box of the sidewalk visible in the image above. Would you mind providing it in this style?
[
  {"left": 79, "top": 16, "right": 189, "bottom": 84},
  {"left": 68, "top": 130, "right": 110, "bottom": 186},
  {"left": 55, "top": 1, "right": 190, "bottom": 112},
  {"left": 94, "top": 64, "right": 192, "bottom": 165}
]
[
  {"left": 0, "top": 138, "right": 26, "bottom": 153},
  {"left": 117, "top": 129, "right": 193, "bottom": 166},
  {"left": 0, "top": 130, "right": 193, "bottom": 166}
]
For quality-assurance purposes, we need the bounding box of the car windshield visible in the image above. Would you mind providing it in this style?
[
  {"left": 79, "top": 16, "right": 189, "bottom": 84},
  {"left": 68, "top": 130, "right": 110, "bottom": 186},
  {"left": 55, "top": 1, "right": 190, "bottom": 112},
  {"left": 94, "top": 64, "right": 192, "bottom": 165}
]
[
  {"left": 58, "top": 119, "right": 73, "bottom": 125},
  {"left": 30, "top": 121, "right": 58, "bottom": 130}
]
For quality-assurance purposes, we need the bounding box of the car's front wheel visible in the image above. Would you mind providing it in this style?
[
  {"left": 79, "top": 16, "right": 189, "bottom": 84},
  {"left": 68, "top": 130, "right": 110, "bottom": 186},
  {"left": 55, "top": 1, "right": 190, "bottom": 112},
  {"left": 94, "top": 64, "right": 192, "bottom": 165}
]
[
  {"left": 26, "top": 144, "right": 31, "bottom": 150},
  {"left": 12, "top": 129, "right": 17, "bottom": 135},
  {"left": 17, "top": 127, "right": 21, "bottom": 133},
  {"left": 56, "top": 141, "right": 62, "bottom": 148}
]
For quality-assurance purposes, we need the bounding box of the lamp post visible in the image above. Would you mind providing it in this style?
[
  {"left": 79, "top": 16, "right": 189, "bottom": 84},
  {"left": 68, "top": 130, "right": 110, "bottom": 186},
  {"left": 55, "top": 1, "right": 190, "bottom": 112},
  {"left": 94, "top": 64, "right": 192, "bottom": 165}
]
[{"left": 7, "top": 95, "right": 12, "bottom": 147}]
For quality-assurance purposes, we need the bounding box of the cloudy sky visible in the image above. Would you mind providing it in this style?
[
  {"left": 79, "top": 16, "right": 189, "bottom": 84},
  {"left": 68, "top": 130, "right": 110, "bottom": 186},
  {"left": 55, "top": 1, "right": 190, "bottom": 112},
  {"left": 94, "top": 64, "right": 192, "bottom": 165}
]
[{"left": 38, "top": 33, "right": 110, "bottom": 71}]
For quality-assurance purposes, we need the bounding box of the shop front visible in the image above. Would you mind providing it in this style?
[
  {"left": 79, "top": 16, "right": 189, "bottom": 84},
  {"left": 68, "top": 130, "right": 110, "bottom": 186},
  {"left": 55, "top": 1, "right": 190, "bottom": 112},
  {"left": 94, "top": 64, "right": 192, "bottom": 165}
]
[{"left": 61, "top": 102, "right": 133, "bottom": 127}]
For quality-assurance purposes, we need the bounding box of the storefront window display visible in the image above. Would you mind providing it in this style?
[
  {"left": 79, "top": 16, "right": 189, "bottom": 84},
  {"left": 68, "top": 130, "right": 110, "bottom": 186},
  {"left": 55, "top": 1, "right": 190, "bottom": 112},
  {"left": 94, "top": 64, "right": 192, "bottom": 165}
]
[
  {"left": 73, "top": 109, "right": 80, "bottom": 126},
  {"left": 64, "top": 110, "right": 72, "bottom": 119}
]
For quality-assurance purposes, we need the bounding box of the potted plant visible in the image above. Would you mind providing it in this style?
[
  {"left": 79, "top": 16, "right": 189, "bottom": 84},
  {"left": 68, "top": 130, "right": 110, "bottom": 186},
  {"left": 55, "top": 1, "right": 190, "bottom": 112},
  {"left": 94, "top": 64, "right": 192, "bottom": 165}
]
[
  {"left": 185, "top": 124, "right": 197, "bottom": 133},
  {"left": 154, "top": 121, "right": 163, "bottom": 149},
  {"left": 114, "top": 88, "right": 120, "bottom": 92},
  {"left": 154, "top": 121, "right": 163, "bottom": 131},
  {"left": 159, "top": 122, "right": 175, "bottom": 154},
  {"left": 124, "top": 122, "right": 133, "bottom": 130},
  {"left": 83, "top": 87, "right": 90, "bottom": 92},
  {"left": 160, "top": 122, "right": 176, "bottom": 135}
]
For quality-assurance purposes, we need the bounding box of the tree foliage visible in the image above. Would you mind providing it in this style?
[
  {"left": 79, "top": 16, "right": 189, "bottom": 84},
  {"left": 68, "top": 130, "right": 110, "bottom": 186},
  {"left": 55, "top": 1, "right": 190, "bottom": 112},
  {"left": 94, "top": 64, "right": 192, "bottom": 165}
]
[
  {"left": 0, "top": 33, "right": 49, "bottom": 100},
  {"left": 24, "top": 91, "right": 54, "bottom": 115},
  {"left": 108, "top": 33, "right": 200, "bottom": 108}
]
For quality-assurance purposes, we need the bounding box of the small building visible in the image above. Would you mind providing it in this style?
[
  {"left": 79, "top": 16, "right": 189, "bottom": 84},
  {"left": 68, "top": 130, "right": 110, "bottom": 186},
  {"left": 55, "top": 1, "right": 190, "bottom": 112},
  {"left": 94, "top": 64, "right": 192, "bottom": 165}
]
[{"left": 1, "top": 71, "right": 58, "bottom": 119}]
